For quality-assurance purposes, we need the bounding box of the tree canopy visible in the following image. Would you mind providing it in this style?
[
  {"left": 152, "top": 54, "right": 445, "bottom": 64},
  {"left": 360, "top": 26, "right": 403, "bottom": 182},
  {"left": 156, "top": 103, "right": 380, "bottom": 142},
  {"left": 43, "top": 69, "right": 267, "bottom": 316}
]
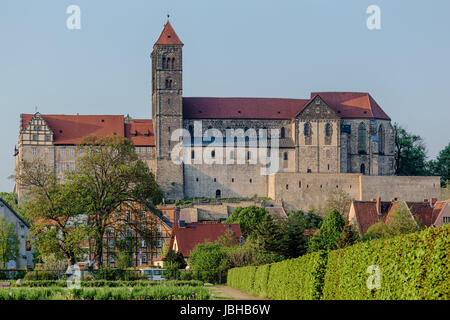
[
  {"left": 226, "top": 206, "right": 268, "bottom": 238},
  {"left": 0, "top": 215, "right": 20, "bottom": 268}
]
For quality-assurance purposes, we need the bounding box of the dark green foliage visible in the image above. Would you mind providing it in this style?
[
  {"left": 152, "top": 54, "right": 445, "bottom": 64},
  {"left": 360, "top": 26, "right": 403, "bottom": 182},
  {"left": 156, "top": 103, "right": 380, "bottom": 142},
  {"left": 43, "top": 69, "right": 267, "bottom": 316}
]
[
  {"left": 226, "top": 206, "right": 268, "bottom": 237},
  {"left": 336, "top": 224, "right": 360, "bottom": 248},
  {"left": 308, "top": 210, "right": 346, "bottom": 252},
  {"left": 427, "top": 142, "right": 449, "bottom": 186},
  {"left": 394, "top": 123, "right": 428, "bottom": 176},
  {"left": 188, "top": 242, "right": 230, "bottom": 283},
  {"left": 253, "top": 214, "right": 283, "bottom": 254},
  {"left": 323, "top": 224, "right": 450, "bottom": 300},
  {"left": 163, "top": 250, "right": 187, "bottom": 279},
  {"left": 279, "top": 211, "right": 308, "bottom": 258},
  {"left": 227, "top": 250, "right": 328, "bottom": 300}
]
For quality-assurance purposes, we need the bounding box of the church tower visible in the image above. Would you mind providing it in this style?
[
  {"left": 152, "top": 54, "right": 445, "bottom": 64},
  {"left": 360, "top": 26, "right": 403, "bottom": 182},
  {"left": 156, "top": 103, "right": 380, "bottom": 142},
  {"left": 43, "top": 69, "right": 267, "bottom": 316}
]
[{"left": 151, "top": 20, "right": 184, "bottom": 200}]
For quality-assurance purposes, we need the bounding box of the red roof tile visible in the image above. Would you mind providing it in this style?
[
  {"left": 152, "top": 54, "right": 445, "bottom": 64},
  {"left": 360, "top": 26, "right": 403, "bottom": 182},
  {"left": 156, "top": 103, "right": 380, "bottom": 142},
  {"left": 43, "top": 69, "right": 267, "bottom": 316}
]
[
  {"left": 154, "top": 22, "right": 183, "bottom": 45},
  {"left": 311, "top": 92, "right": 391, "bottom": 120},
  {"left": 183, "top": 97, "right": 310, "bottom": 119},
  {"left": 125, "top": 119, "right": 155, "bottom": 146},
  {"left": 183, "top": 92, "right": 390, "bottom": 120},
  {"left": 352, "top": 200, "right": 392, "bottom": 234},
  {"left": 21, "top": 114, "right": 155, "bottom": 146},
  {"left": 21, "top": 114, "right": 125, "bottom": 145},
  {"left": 174, "top": 222, "right": 241, "bottom": 257}
]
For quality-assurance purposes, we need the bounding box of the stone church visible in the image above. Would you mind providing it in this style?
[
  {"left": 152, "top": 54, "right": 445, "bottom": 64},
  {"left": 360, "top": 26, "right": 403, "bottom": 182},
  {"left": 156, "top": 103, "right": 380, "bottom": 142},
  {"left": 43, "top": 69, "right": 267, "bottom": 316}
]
[{"left": 15, "top": 21, "right": 439, "bottom": 210}]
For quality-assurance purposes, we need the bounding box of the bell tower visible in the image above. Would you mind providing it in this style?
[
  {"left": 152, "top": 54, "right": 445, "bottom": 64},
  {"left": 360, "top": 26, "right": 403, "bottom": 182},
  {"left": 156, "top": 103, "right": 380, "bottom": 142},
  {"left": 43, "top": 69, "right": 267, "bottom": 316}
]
[{"left": 151, "top": 20, "right": 184, "bottom": 200}]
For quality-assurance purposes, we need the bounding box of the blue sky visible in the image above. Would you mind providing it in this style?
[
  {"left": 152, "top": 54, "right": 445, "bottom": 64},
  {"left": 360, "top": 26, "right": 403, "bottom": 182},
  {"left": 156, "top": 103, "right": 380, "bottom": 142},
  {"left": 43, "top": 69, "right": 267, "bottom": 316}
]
[{"left": 0, "top": 0, "right": 449, "bottom": 192}]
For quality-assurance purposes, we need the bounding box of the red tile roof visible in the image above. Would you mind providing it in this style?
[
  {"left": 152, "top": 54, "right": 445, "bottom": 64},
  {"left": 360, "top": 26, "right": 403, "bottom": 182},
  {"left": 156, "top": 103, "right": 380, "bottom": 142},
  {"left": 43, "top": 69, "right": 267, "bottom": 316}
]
[
  {"left": 406, "top": 202, "right": 435, "bottom": 227},
  {"left": 154, "top": 21, "right": 183, "bottom": 46},
  {"left": 174, "top": 222, "right": 241, "bottom": 257},
  {"left": 183, "top": 92, "right": 390, "bottom": 120},
  {"left": 21, "top": 114, "right": 155, "bottom": 146},
  {"left": 21, "top": 114, "right": 125, "bottom": 145},
  {"left": 183, "top": 97, "right": 310, "bottom": 119},
  {"left": 311, "top": 92, "right": 391, "bottom": 120},
  {"left": 125, "top": 119, "right": 155, "bottom": 146},
  {"left": 352, "top": 200, "right": 392, "bottom": 234}
]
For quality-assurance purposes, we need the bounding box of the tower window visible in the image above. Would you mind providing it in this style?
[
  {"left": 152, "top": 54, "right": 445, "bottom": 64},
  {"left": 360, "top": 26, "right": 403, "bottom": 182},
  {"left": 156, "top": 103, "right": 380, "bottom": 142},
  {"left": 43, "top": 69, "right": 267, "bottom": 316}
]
[
  {"left": 283, "top": 152, "right": 288, "bottom": 161},
  {"left": 191, "top": 150, "right": 195, "bottom": 159},
  {"left": 378, "top": 125, "right": 384, "bottom": 154},
  {"left": 281, "top": 127, "right": 286, "bottom": 138},
  {"left": 325, "top": 123, "right": 332, "bottom": 137},
  {"left": 165, "top": 78, "right": 172, "bottom": 89},
  {"left": 211, "top": 150, "right": 215, "bottom": 158}
]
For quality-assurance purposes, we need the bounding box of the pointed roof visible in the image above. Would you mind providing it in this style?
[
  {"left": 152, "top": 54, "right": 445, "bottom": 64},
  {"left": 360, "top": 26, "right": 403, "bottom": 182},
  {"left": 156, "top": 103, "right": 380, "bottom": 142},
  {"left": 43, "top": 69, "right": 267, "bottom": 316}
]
[{"left": 154, "top": 21, "right": 183, "bottom": 46}]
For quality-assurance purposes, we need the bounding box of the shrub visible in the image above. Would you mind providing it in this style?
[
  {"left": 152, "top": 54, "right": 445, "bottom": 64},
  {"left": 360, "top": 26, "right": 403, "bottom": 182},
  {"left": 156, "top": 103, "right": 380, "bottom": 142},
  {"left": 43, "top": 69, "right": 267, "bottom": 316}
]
[
  {"left": 323, "top": 224, "right": 450, "bottom": 300},
  {"left": 23, "top": 270, "right": 59, "bottom": 280}
]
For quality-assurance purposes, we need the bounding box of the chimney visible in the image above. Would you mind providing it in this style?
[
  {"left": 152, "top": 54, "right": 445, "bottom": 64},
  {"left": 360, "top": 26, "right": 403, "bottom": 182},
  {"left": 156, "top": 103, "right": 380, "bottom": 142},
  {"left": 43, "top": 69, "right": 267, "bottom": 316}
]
[
  {"left": 173, "top": 208, "right": 180, "bottom": 228},
  {"left": 430, "top": 198, "right": 438, "bottom": 207},
  {"left": 376, "top": 197, "right": 382, "bottom": 215}
]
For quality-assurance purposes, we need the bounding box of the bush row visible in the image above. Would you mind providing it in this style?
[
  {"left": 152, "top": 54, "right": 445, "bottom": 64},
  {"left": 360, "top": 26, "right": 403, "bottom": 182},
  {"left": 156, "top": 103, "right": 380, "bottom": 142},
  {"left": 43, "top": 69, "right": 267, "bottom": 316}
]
[
  {"left": 10, "top": 279, "right": 204, "bottom": 288},
  {"left": 227, "top": 250, "right": 328, "bottom": 300},
  {"left": 227, "top": 224, "right": 450, "bottom": 300},
  {"left": 0, "top": 285, "right": 210, "bottom": 300}
]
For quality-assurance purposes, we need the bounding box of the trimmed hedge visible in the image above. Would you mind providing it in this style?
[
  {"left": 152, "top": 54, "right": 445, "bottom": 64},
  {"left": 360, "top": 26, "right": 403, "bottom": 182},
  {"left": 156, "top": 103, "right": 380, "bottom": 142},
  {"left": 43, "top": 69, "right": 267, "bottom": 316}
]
[
  {"left": 227, "top": 250, "right": 328, "bottom": 300},
  {"left": 227, "top": 224, "right": 450, "bottom": 300},
  {"left": 323, "top": 224, "right": 450, "bottom": 300}
]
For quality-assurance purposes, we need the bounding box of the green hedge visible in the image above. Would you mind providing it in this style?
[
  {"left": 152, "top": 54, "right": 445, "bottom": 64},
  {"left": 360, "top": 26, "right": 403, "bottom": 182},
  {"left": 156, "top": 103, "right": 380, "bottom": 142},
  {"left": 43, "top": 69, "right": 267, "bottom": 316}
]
[
  {"left": 227, "top": 224, "right": 450, "bottom": 300},
  {"left": 323, "top": 224, "right": 450, "bottom": 300},
  {"left": 227, "top": 250, "right": 327, "bottom": 300}
]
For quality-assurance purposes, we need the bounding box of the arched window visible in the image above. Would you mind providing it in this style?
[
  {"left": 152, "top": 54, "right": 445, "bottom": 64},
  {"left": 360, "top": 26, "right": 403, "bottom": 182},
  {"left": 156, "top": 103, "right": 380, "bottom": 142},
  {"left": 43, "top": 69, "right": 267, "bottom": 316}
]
[
  {"left": 165, "top": 78, "right": 171, "bottom": 89},
  {"left": 215, "top": 189, "right": 221, "bottom": 199},
  {"left": 358, "top": 122, "right": 366, "bottom": 153},
  {"left": 325, "top": 123, "right": 332, "bottom": 137},
  {"left": 360, "top": 163, "right": 366, "bottom": 175},
  {"left": 281, "top": 127, "right": 286, "bottom": 138},
  {"left": 378, "top": 125, "right": 384, "bottom": 154},
  {"left": 304, "top": 123, "right": 310, "bottom": 137}
]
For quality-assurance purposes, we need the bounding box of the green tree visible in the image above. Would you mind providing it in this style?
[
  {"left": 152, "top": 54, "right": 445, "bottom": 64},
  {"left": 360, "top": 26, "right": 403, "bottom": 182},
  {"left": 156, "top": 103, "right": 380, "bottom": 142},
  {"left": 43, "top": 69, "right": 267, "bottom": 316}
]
[
  {"left": 189, "top": 242, "right": 230, "bottom": 283},
  {"left": 308, "top": 209, "right": 346, "bottom": 252},
  {"left": 226, "top": 206, "right": 268, "bottom": 237},
  {"left": 0, "top": 192, "right": 26, "bottom": 222},
  {"left": 279, "top": 211, "right": 308, "bottom": 259},
  {"left": 388, "top": 206, "right": 423, "bottom": 235},
  {"left": 394, "top": 123, "right": 428, "bottom": 176},
  {"left": 69, "top": 135, "right": 163, "bottom": 268},
  {"left": 428, "top": 142, "right": 450, "bottom": 186},
  {"left": 17, "top": 159, "right": 88, "bottom": 265},
  {"left": 362, "top": 221, "right": 390, "bottom": 241},
  {"left": 336, "top": 224, "right": 360, "bottom": 248},
  {"left": 253, "top": 214, "right": 283, "bottom": 254},
  {"left": 0, "top": 215, "right": 20, "bottom": 268}
]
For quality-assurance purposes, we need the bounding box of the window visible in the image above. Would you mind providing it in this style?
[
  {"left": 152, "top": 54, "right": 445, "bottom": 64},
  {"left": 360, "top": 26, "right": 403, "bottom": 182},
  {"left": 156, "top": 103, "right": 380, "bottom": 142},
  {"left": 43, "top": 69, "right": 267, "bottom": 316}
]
[
  {"left": 247, "top": 151, "right": 251, "bottom": 160},
  {"left": 108, "top": 239, "right": 115, "bottom": 248},
  {"left": 304, "top": 123, "right": 310, "bottom": 137},
  {"left": 45, "top": 135, "right": 51, "bottom": 142},
  {"left": 61, "top": 163, "right": 66, "bottom": 171},
  {"left": 32, "top": 148, "right": 37, "bottom": 156},
  {"left": 325, "top": 123, "right": 332, "bottom": 137},
  {"left": 157, "top": 240, "right": 163, "bottom": 248},
  {"left": 378, "top": 125, "right": 384, "bottom": 154},
  {"left": 286, "top": 184, "right": 289, "bottom": 190},
  {"left": 281, "top": 127, "right": 286, "bottom": 138},
  {"left": 360, "top": 163, "right": 366, "bottom": 175},
  {"left": 231, "top": 178, "right": 234, "bottom": 182},
  {"left": 211, "top": 150, "right": 215, "bottom": 159},
  {"left": 61, "top": 148, "right": 66, "bottom": 156},
  {"left": 443, "top": 217, "right": 450, "bottom": 224},
  {"left": 229, "top": 151, "right": 234, "bottom": 160},
  {"left": 283, "top": 152, "right": 288, "bottom": 161},
  {"left": 165, "top": 78, "right": 172, "bottom": 89},
  {"left": 358, "top": 123, "right": 367, "bottom": 153},
  {"left": 191, "top": 150, "right": 195, "bottom": 159},
  {"left": 70, "top": 149, "right": 75, "bottom": 156},
  {"left": 249, "top": 179, "right": 252, "bottom": 183},
  {"left": 299, "top": 181, "right": 302, "bottom": 188},
  {"left": 141, "top": 240, "right": 147, "bottom": 248},
  {"left": 32, "top": 135, "right": 37, "bottom": 141}
]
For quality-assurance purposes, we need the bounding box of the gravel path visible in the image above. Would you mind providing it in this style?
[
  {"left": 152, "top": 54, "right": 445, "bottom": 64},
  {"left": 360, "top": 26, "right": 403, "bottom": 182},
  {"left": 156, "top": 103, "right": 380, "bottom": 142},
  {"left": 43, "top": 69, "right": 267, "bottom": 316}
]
[{"left": 210, "top": 285, "right": 269, "bottom": 300}]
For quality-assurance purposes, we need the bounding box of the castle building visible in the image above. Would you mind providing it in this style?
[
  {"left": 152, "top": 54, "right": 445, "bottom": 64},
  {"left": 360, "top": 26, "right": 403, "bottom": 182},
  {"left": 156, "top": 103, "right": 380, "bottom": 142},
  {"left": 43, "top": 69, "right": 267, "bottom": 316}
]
[{"left": 15, "top": 21, "right": 440, "bottom": 210}]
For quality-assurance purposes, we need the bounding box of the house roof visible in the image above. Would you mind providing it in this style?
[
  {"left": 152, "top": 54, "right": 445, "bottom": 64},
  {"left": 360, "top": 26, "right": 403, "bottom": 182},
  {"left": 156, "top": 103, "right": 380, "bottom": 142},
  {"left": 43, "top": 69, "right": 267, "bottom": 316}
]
[
  {"left": 182, "top": 92, "right": 390, "bottom": 120},
  {"left": 0, "top": 198, "right": 30, "bottom": 228},
  {"left": 351, "top": 200, "right": 392, "bottom": 235},
  {"left": 311, "top": 92, "right": 391, "bottom": 120},
  {"left": 21, "top": 114, "right": 155, "bottom": 146},
  {"left": 174, "top": 222, "right": 241, "bottom": 257},
  {"left": 125, "top": 119, "right": 155, "bottom": 146},
  {"left": 154, "top": 21, "right": 183, "bottom": 46}
]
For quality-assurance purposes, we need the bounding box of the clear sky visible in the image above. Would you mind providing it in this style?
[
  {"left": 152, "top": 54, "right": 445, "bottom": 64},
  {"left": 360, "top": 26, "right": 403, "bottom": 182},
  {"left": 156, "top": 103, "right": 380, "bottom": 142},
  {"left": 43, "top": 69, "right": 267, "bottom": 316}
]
[{"left": 0, "top": 0, "right": 449, "bottom": 192}]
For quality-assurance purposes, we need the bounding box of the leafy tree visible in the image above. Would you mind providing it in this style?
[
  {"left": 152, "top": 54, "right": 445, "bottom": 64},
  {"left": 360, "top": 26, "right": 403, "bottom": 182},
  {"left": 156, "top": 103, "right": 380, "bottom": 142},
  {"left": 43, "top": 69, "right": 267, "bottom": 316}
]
[
  {"left": 0, "top": 192, "right": 26, "bottom": 222},
  {"left": 189, "top": 242, "right": 230, "bottom": 283},
  {"left": 308, "top": 209, "right": 346, "bottom": 252},
  {"left": 362, "top": 221, "right": 390, "bottom": 241},
  {"left": 69, "top": 136, "right": 162, "bottom": 268},
  {"left": 428, "top": 142, "right": 450, "bottom": 186},
  {"left": 279, "top": 211, "right": 308, "bottom": 259},
  {"left": 163, "top": 249, "right": 187, "bottom": 277},
  {"left": 17, "top": 160, "right": 88, "bottom": 265},
  {"left": 322, "top": 189, "right": 353, "bottom": 218},
  {"left": 0, "top": 216, "right": 19, "bottom": 268},
  {"left": 388, "top": 206, "right": 423, "bottom": 235},
  {"left": 336, "top": 224, "right": 360, "bottom": 248},
  {"left": 226, "top": 206, "right": 268, "bottom": 237},
  {"left": 394, "top": 123, "right": 428, "bottom": 176},
  {"left": 226, "top": 237, "right": 284, "bottom": 268}
]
